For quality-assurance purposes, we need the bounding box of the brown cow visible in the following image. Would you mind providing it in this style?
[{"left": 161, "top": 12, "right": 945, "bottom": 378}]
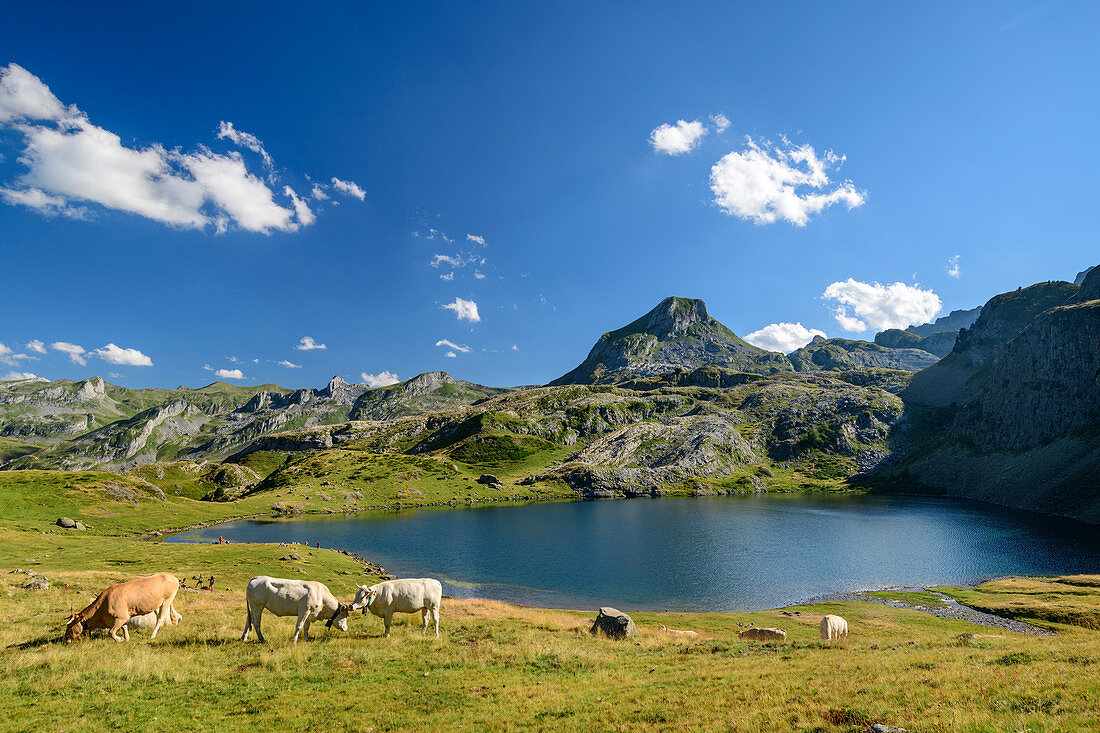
[{"left": 65, "top": 572, "right": 180, "bottom": 642}]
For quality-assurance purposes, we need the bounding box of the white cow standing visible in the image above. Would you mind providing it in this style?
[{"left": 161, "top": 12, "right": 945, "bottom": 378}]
[
  {"left": 820, "top": 614, "right": 849, "bottom": 641},
  {"left": 351, "top": 578, "right": 442, "bottom": 637},
  {"left": 241, "top": 576, "right": 350, "bottom": 643}
]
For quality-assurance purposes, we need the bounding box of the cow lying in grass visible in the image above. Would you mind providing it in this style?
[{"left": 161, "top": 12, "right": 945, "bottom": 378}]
[
  {"left": 65, "top": 572, "right": 180, "bottom": 643},
  {"left": 122, "top": 607, "right": 182, "bottom": 640},
  {"left": 351, "top": 578, "right": 442, "bottom": 637},
  {"left": 241, "top": 576, "right": 350, "bottom": 643}
]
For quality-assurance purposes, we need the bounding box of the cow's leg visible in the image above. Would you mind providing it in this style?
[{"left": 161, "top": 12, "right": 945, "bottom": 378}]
[
  {"left": 241, "top": 604, "right": 253, "bottom": 642},
  {"left": 109, "top": 618, "right": 127, "bottom": 642},
  {"left": 122, "top": 625, "right": 130, "bottom": 642},
  {"left": 253, "top": 605, "right": 266, "bottom": 644},
  {"left": 431, "top": 607, "right": 440, "bottom": 637},
  {"left": 303, "top": 618, "right": 313, "bottom": 642},
  {"left": 383, "top": 611, "right": 393, "bottom": 638},
  {"left": 421, "top": 608, "right": 429, "bottom": 634},
  {"left": 293, "top": 609, "right": 309, "bottom": 643},
  {"left": 150, "top": 603, "right": 170, "bottom": 639}
]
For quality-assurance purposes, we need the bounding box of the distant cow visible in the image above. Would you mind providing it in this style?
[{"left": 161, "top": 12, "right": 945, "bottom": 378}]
[
  {"left": 122, "top": 607, "right": 182, "bottom": 640},
  {"left": 659, "top": 625, "right": 699, "bottom": 638},
  {"left": 351, "top": 578, "right": 442, "bottom": 637},
  {"left": 240, "top": 576, "right": 350, "bottom": 643},
  {"left": 65, "top": 572, "right": 180, "bottom": 642},
  {"left": 820, "top": 614, "right": 848, "bottom": 641},
  {"left": 738, "top": 627, "right": 787, "bottom": 642}
]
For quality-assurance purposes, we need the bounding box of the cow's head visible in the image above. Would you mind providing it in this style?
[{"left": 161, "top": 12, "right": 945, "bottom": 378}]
[
  {"left": 63, "top": 613, "right": 84, "bottom": 642},
  {"left": 350, "top": 584, "right": 378, "bottom": 614},
  {"left": 325, "top": 604, "right": 350, "bottom": 632}
]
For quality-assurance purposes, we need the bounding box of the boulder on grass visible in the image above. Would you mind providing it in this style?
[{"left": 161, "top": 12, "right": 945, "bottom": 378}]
[
  {"left": 56, "top": 517, "right": 77, "bottom": 529},
  {"left": 590, "top": 606, "right": 635, "bottom": 639}
]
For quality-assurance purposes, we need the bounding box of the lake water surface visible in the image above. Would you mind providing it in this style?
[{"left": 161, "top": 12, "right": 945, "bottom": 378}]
[{"left": 171, "top": 494, "right": 1100, "bottom": 611}]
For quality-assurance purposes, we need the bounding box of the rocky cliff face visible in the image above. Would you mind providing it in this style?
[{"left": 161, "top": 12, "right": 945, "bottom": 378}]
[
  {"left": 551, "top": 297, "right": 791, "bottom": 385},
  {"left": 884, "top": 269, "right": 1100, "bottom": 523},
  {"left": 875, "top": 307, "right": 980, "bottom": 358},
  {"left": 788, "top": 336, "right": 938, "bottom": 372},
  {"left": 351, "top": 372, "right": 506, "bottom": 421}
]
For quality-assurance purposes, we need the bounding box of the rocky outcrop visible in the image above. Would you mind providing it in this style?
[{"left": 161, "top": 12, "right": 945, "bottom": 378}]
[
  {"left": 788, "top": 336, "right": 938, "bottom": 372},
  {"left": 875, "top": 307, "right": 981, "bottom": 358},
  {"left": 350, "top": 372, "right": 506, "bottom": 421},
  {"left": 590, "top": 607, "right": 635, "bottom": 639},
  {"left": 550, "top": 297, "right": 791, "bottom": 385}
]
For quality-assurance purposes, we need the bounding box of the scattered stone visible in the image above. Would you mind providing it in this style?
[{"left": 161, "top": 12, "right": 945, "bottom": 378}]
[
  {"left": 590, "top": 606, "right": 636, "bottom": 640},
  {"left": 24, "top": 577, "right": 49, "bottom": 591},
  {"left": 74, "top": 521, "right": 87, "bottom": 531},
  {"left": 56, "top": 517, "right": 77, "bottom": 529},
  {"left": 476, "top": 474, "right": 501, "bottom": 486},
  {"left": 868, "top": 726, "right": 907, "bottom": 733},
  {"left": 280, "top": 553, "right": 302, "bottom": 561}
]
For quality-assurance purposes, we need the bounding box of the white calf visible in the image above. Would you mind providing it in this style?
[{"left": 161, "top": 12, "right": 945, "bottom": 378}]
[
  {"left": 820, "top": 614, "right": 848, "bottom": 641},
  {"left": 241, "top": 576, "right": 350, "bottom": 643},
  {"left": 351, "top": 578, "right": 442, "bottom": 637}
]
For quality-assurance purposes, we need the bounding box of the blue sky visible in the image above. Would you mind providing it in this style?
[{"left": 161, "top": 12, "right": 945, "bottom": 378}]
[{"left": 1, "top": 1, "right": 1097, "bottom": 388}]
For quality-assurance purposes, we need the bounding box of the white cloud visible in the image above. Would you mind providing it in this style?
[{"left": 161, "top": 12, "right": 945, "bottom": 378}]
[
  {"left": 0, "top": 63, "right": 68, "bottom": 123},
  {"left": 26, "top": 339, "right": 46, "bottom": 354},
  {"left": 216, "top": 121, "right": 273, "bottom": 168},
  {"left": 277, "top": 359, "right": 301, "bottom": 368},
  {"left": 650, "top": 119, "right": 708, "bottom": 155},
  {"left": 0, "top": 63, "right": 321, "bottom": 233},
  {"left": 361, "top": 370, "right": 400, "bottom": 388},
  {"left": 710, "top": 113, "right": 731, "bottom": 133},
  {"left": 92, "top": 343, "right": 153, "bottom": 366},
  {"left": 946, "top": 254, "right": 961, "bottom": 278},
  {"left": 3, "top": 371, "right": 42, "bottom": 381},
  {"left": 435, "top": 339, "right": 471, "bottom": 354},
  {"left": 0, "top": 342, "right": 34, "bottom": 366},
  {"left": 0, "top": 187, "right": 88, "bottom": 218},
  {"left": 283, "top": 186, "right": 315, "bottom": 226},
  {"left": 710, "top": 137, "right": 865, "bottom": 225},
  {"left": 295, "top": 336, "right": 326, "bottom": 351},
  {"left": 744, "top": 322, "right": 827, "bottom": 353},
  {"left": 215, "top": 368, "right": 244, "bottom": 379},
  {"left": 443, "top": 351, "right": 457, "bottom": 358},
  {"left": 330, "top": 177, "right": 365, "bottom": 200},
  {"left": 50, "top": 341, "right": 86, "bottom": 365},
  {"left": 467, "top": 233, "right": 486, "bottom": 245},
  {"left": 822, "top": 279, "right": 942, "bottom": 332},
  {"left": 310, "top": 183, "right": 329, "bottom": 200},
  {"left": 439, "top": 272, "right": 454, "bottom": 281},
  {"left": 442, "top": 298, "right": 480, "bottom": 322},
  {"left": 474, "top": 270, "right": 485, "bottom": 280},
  {"left": 511, "top": 344, "right": 518, "bottom": 351},
  {"left": 431, "top": 252, "right": 477, "bottom": 269}
]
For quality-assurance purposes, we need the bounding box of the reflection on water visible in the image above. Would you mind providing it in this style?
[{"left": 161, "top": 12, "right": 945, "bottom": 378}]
[{"left": 171, "top": 494, "right": 1100, "bottom": 611}]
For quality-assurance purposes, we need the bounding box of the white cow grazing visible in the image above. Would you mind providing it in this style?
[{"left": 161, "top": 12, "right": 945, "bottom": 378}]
[
  {"left": 123, "top": 607, "right": 182, "bottom": 640},
  {"left": 820, "top": 614, "right": 848, "bottom": 641},
  {"left": 241, "top": 576, "right": 350, "bottom": 643},
  {"left": 351, "top": 578, "right": 442, "bottom": 637}
]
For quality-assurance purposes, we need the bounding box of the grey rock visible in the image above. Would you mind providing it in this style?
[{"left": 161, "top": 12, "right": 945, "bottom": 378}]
[
  {"left": 868, "top": 726, "right": 907, "bottom": 733},
  {"left": 590, "top": 606, "right": 635, "bottom": 639},
  {"left": 73, "top": 521, "right": 87, "bottom": 531},
  {"left": 56, "top": 517, "right": 77, "bottom": 529},
  {"left": 280, "top": 553, "right": 302, "bottom": 561},
  {"left": 24, "top": 577, "right": 49, "bottom": 591}
]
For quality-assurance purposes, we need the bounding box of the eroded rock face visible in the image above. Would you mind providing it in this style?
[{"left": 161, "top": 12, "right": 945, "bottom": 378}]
[
  {"left": 590, "top": 607, "right": 635, "bottom": 639},
  {"left": 788, "top": 337, "right": 938, "bottom": 372}
]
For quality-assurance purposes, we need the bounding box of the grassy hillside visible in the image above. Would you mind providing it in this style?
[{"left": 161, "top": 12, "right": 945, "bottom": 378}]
[{"left": 1, "top": 469, "right": 1098, "bottom": 730}]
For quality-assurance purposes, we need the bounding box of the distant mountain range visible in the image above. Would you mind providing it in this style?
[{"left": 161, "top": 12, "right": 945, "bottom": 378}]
[{"left": 2, "top": 265, "right": 1097, "bottom": 522}]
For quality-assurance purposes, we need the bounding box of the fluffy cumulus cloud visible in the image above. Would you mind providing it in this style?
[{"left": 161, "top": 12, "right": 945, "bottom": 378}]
[
  {"left": 0, "top": 63, "right": 357, "bottom": 233},
  {"left": 710, "top": 138, "right": 865, "bottom": 225},
  {"left": 710, "top": 113, "right": 731, "bottom": 133},
  {"left": 91, "top": 343, "right": 153, "bottom": 366},
  {"left": 361, "top": 370, "right": 400, "bottom": 388},
  {"left": 744, "top": 322, "right": 827, "bottom": 353},
  {"left": 441, "top": 298, "right": 480, "bottom": 322},
  {"left": 822, "top": 279, "right": 942, "bottom": 332},
  {"left": 330, "top": 177, "right": 365, "bottom": 200},
  {"left": 215, "top": 368, "right": 244, "bottom": 379},
  {"left": 277, "top": 359, "right": 301, "bottom": 368},
  {"left": 26, "top": 339, "right": 46, "bottom": 354},
  {"left": 946, "top": 254, "right": 961, "bottom": 278},
  {"left": 3, "top": 371, "right": 42, "bottom": 381},
  {"left": 50, "top": 341, "right": 86, "bottom": 365},
  {"left": 295, "top": 336, "right": 326, "bottom": 351},
  {"left": 649, "top": 119, "right": 708, "bottom": 155}
]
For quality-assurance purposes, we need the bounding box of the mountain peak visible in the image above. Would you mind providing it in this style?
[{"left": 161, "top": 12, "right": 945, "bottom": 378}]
[{"left": 550, "top": 296, "right": 790, "bottom": 385}]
